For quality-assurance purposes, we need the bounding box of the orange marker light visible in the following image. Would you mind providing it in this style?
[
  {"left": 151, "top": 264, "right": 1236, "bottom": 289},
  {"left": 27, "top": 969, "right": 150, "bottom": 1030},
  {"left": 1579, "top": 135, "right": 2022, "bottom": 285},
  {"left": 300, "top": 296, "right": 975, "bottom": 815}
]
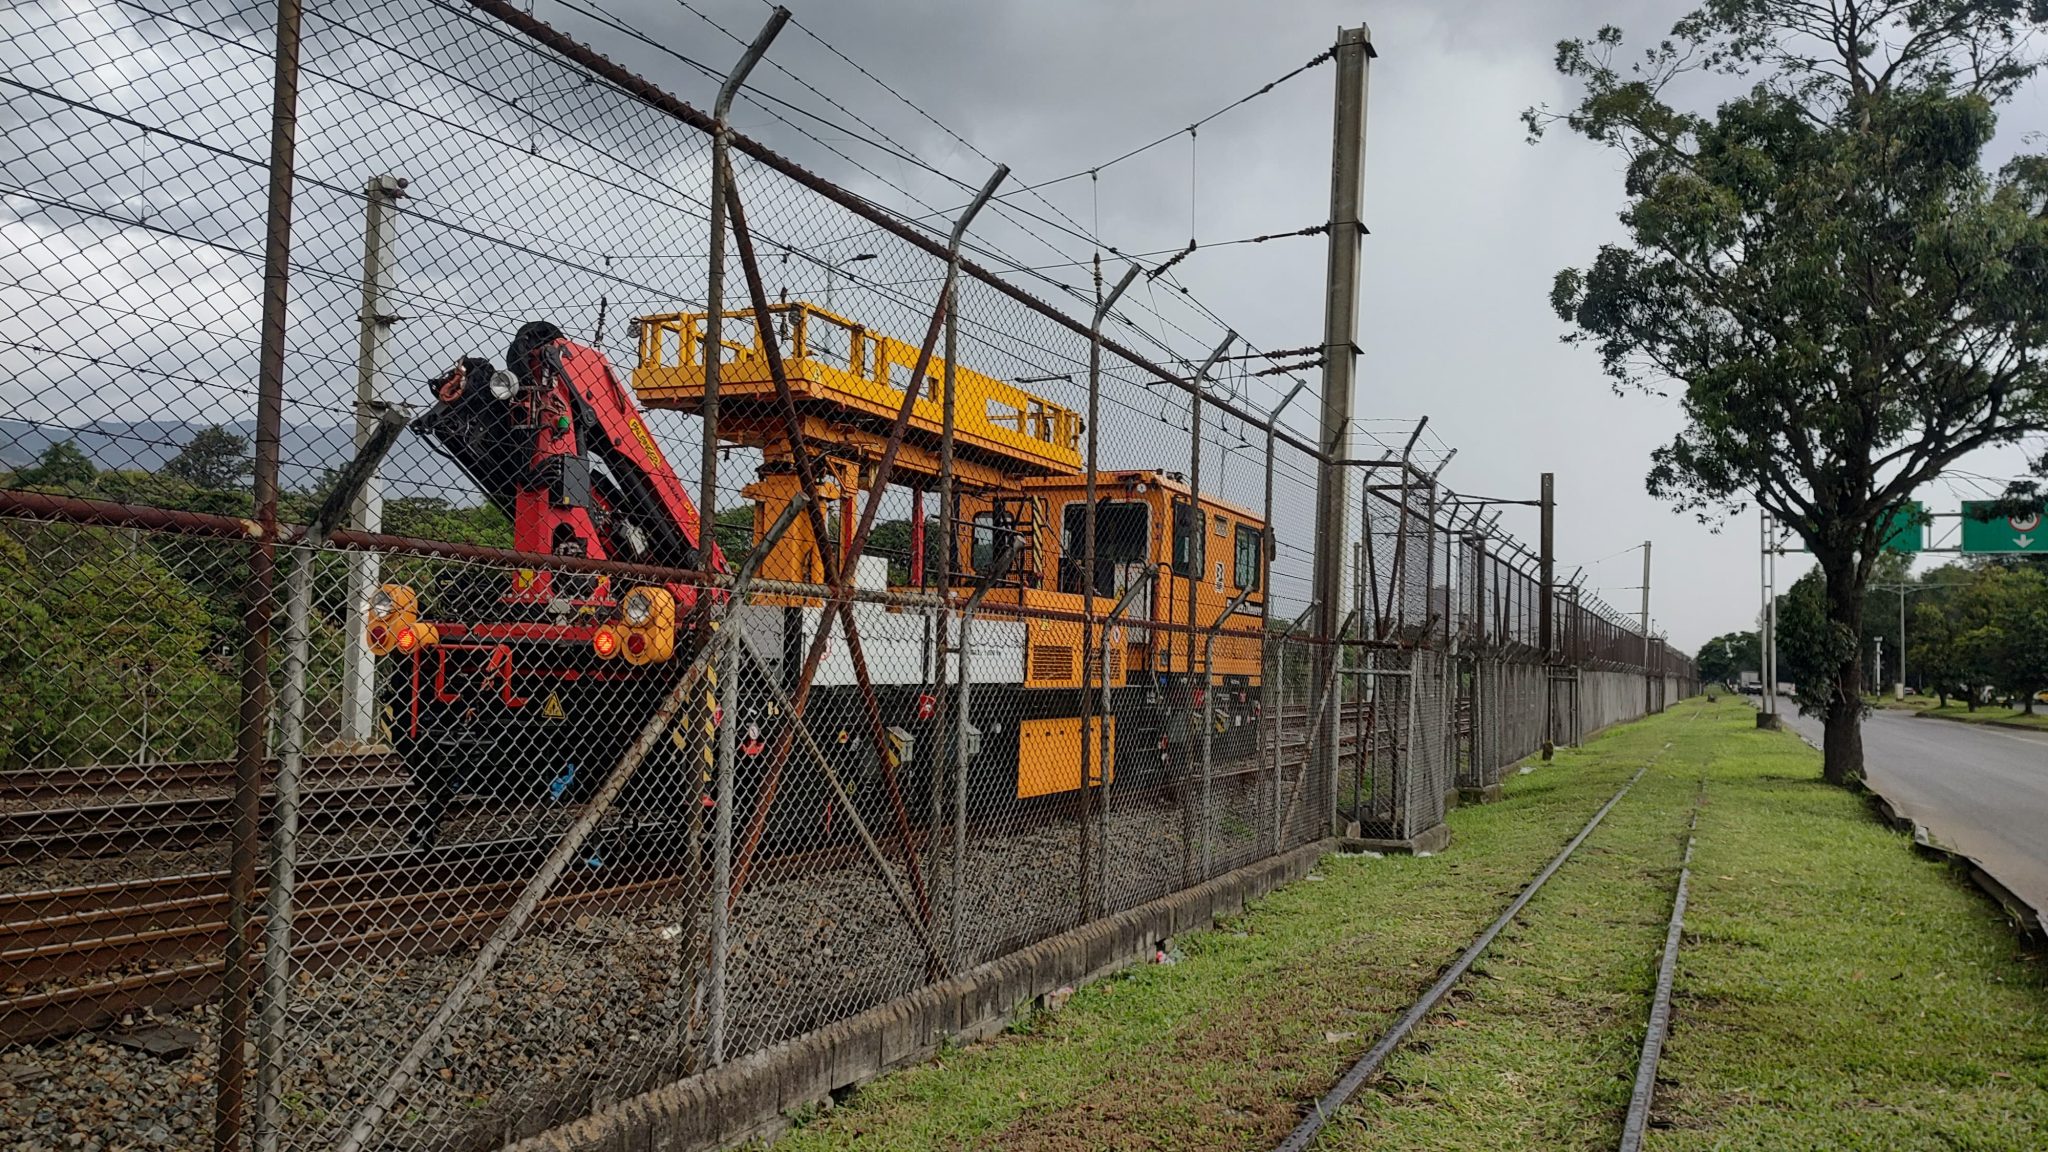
[
  {"left": 593, "top": 627, "right": 620, "bottom": 659},
  {"left": 395, "top": 626, "right": 419, "bottom": 654}
]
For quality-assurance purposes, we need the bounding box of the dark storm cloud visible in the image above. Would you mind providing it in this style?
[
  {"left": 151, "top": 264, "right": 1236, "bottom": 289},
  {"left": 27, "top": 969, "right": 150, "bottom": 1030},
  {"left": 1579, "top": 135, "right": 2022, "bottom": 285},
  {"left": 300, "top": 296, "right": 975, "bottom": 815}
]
[{"left": 10, "top": 0, "right": 2039, "bottom": 644}]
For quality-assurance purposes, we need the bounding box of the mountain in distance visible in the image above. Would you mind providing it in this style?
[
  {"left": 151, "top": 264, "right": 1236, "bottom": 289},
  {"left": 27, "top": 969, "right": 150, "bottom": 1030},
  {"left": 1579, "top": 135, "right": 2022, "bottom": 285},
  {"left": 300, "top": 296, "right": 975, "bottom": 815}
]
[{"left": 0, "top": 417, "right": 476, "bottom": 502}]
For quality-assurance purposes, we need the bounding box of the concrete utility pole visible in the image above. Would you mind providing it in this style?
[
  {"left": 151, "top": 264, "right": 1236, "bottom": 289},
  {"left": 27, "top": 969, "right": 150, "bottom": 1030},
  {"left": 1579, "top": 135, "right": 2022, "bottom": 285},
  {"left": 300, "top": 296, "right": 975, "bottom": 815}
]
[
  {"left": 1312, "top": 23, "right": 1372, "bottom": 835},
  {"left": 1897, "top": 587, "right": 1907, "bottom": 700},
  {"left": 1757, "top": 509, "right": 1779, "bottom": 728},
  {"left": 341, "top": 174, "right": 405, "bottom": 746},
  {"left": 1538, "top": 473, "right": 1555, "bottom": 655},
  {"left": 1640, "top": 539, "right": 1652, "bottom": 713}
]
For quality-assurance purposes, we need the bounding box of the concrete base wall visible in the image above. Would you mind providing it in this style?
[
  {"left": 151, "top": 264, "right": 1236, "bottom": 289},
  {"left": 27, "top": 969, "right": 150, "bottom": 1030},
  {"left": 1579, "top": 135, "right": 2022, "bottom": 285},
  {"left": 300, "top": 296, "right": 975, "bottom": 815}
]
[{"left": 507, "top": 838, "right": 1337, "bottom": 1152}]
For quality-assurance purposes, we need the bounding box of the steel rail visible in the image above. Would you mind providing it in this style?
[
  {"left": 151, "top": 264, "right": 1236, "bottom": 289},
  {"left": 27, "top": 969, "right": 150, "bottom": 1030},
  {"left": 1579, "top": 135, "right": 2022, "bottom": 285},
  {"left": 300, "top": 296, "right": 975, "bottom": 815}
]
[
  {"left": 0, "top": 782, "right": 412, "bottom": 861},
  {"left": 0, "top": 760, "right": 1294, "bottom": 1046},
  {"left": 1271, "top": 724, "right": 1691, "bottom": 1152},
  {"left": 1620, "top": 798, "right": 1700, "bottom": 1152},
  {"left": 0, "top": 752, "right": 396, "bottom": 803}
]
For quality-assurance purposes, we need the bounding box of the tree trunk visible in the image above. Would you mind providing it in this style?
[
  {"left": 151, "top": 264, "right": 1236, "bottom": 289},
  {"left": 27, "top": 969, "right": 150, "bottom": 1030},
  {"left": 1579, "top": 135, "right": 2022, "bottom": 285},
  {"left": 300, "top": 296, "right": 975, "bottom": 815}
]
[{"left": 1819, "top": 558, "right": 1866, "bottom": 787}]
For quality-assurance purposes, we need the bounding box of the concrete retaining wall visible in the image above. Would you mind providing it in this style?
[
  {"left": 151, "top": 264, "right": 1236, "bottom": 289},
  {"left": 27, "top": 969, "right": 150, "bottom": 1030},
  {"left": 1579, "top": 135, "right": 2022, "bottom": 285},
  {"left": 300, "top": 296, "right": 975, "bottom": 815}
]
[{"left": 507, "top": 837, "right": 1336, "bottom": 1152}]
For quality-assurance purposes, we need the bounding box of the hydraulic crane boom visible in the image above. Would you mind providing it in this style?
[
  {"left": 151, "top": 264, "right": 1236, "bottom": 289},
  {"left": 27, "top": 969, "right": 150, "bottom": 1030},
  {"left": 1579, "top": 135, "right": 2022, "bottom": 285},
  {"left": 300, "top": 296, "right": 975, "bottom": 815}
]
[{"left": 417, "top": 321, "right": 727, "bottom": 595}]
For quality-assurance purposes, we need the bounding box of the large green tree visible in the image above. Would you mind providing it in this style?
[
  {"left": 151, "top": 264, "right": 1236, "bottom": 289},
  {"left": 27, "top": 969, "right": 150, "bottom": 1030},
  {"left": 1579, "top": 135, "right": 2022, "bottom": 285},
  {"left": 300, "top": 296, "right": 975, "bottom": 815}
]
[
  {"left": 1695, "top": 629, "right": 1761, "bottom": 682},
  {"left": 1533, "top": 1, "right": 2048, "bottom": 784},
  {"left": 163, "top": 424, "right": 252, "bottom": 492},
  {"left": 14, "top": 439, "right": 95, "bottom": 490}
]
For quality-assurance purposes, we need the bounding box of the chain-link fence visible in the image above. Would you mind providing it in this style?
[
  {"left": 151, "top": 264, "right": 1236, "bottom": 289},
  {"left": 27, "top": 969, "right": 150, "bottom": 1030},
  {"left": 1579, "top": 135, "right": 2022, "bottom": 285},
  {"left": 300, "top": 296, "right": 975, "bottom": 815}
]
[{"left": 1, "top": 1, "right": 1696, "bottom": 1147}]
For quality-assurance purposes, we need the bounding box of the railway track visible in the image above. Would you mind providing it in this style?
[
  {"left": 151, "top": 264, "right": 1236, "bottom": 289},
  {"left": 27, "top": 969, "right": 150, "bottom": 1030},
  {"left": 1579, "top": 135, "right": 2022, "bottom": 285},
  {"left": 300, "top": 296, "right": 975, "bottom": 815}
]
[
  {"left": 0, "top": 780, "right": 413, "bottom": 862},
  {"left": 1, "top": 760, "right": 1331, "bottom": 1045},
  {"left": 0, "top": 752, "right": 399, "bottom": 804},
  {"left": 0, "top": 829, "right": 697, "bottom": 1043},
  {"left": 1, "top": 710, "right": 1357, "bottom": 1047},
  {"left": 1270, "top": 708, "right": 1704, "bottom": 1152}
]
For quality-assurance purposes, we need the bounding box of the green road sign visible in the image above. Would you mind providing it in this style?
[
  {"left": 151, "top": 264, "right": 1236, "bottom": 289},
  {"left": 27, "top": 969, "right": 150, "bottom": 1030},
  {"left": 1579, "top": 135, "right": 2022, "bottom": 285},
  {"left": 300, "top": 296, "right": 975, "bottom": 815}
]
[
  {"left": 1879, "top": 501, "right": 1925, "bottom": 553},
  {"left": 1961, "top": 500, "right": 2047, "bottom": 553}
]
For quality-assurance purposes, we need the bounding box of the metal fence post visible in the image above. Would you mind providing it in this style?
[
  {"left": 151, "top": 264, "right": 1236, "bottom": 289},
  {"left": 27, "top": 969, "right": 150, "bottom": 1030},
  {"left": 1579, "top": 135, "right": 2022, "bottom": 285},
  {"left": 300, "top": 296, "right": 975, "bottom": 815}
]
[
  {"left": 702, "top": 8, "right": 789, "bottom": 533},
  {"left": 701, "top": 8, "right": 787, "bottom": 1074},
  {"left": 1200, "top": 585, "right": 1256, "bottom": 876},
  {"left": 1260, "top": 381, "right": 1305, "bottom": 848},
  {"left": 1083, "top": 260, "right": 1139, "bottom": 920},
  {"left": 1181, "top": 333, "right": 1233, "bottom": 885},
  {"left": 1271, "top": 603, "right": 1315, "bottom": 849},
  {"left": 214, "top": 1, "right": 302, "bottom": 1145},
  {"left": 950, "top": 556, "right": 1011, "bottom": 970},
  {"left": 256, "top": 410, "right": 407, "bottom": 1152}
]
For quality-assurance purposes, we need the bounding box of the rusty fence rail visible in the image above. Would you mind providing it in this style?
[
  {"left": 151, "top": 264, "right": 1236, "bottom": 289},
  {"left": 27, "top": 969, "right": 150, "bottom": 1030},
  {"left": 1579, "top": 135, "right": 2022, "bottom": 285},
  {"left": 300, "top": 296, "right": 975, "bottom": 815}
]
[{"left": 0, "top": 1, "right": 1696, "bottom": 1148}]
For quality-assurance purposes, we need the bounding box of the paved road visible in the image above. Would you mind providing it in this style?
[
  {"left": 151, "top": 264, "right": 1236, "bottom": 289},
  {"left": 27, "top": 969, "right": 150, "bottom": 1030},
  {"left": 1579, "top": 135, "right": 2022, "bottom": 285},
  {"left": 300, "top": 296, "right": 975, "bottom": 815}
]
[{"left": 1780, "top": 707, "right": 2048, "bottom": 919}]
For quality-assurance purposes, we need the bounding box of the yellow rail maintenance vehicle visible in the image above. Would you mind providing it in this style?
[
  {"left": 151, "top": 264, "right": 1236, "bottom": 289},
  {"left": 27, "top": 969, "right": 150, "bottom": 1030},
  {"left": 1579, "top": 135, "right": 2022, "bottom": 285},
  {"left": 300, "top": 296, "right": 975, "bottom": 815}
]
[{"left": 633, "top": 302, "right": 1267, "bottom": 830}]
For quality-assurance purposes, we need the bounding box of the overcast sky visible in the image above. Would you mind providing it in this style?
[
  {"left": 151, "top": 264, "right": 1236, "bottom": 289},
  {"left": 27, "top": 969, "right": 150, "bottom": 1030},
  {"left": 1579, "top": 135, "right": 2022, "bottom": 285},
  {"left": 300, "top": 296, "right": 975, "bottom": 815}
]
[
  {"left": 10, "top": 0, "right": 2043, "bottom": 651},
  {"left": 551, "top": 0, "right": 2048, "bottom": 652}
]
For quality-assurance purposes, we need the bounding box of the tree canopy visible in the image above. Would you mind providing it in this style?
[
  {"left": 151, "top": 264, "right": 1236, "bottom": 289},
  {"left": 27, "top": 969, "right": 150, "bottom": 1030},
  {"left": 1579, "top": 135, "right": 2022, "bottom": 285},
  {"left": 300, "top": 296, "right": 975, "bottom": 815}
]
[
  {"left": 163, "top": 424, "right": 253, "bottom": 492},
  {"left": 16, "top": 440, "right": 95, "bottom": 490},
  {"left": 1532, "top": 0, "right": 2048, "bottom": 782},
  {"left": 1695, "top": 629, "right": 1761, "bottom": 682}
]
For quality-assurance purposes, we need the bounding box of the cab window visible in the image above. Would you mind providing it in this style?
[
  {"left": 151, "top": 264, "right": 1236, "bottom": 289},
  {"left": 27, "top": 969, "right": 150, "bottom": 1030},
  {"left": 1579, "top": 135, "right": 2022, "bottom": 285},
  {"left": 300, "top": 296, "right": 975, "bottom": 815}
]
[
  {"left": 1060, "top": 501, "right": 1150, "bottom": 596},
  {"left": 1171, "top": 502, "right": 1203, "bottom": 577},
  {"left": 970, "top": 510, "right": 1017, "bottom": 575},
  {"left": 1233, "top": 524, "right": 1262, "bottom": 591}
]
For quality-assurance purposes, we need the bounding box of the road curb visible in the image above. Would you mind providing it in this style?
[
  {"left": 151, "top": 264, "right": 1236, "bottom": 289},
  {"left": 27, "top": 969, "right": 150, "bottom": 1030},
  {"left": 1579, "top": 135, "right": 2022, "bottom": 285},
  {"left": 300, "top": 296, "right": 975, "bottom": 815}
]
[{"left": 1857, "top": 782, "right": 2043, "bottom": 942}]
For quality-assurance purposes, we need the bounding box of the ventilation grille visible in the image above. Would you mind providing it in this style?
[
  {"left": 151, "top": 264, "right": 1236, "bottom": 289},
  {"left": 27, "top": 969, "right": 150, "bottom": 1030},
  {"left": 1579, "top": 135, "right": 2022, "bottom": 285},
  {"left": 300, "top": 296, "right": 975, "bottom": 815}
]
[
  {"left": 1084, "top": 644, "right": 1126, "bottom": 685},
  {"left": 1029, "top": 643, "right": 1077, "bottom": 683}
]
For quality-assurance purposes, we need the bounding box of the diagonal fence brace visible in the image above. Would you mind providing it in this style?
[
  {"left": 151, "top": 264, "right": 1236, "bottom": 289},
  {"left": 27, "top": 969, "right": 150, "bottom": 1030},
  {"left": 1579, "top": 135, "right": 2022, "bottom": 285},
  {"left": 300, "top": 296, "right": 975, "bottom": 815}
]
[{"left": 335, "top": 494, "right": 806, "bottom": 1152}]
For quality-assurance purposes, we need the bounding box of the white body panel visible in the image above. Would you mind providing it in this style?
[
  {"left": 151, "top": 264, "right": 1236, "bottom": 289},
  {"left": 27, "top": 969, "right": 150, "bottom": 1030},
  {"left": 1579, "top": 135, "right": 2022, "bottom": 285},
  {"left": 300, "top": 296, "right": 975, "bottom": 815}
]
[{"left": 733, "top": 601, "right": 1026, "bottom": 687}]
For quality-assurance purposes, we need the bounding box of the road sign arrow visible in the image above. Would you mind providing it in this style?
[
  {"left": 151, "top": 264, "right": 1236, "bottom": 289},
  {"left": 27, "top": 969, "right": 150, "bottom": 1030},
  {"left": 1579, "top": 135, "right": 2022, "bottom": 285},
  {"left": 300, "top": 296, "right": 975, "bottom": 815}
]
[{"left": 2019, "top": 533, "right": 2036, "bottom": 549}]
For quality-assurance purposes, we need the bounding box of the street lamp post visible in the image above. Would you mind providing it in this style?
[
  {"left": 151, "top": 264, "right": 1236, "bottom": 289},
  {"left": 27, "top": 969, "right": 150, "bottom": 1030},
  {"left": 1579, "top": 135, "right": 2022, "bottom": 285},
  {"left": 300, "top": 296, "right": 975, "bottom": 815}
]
[
  {"left": 1871, "top": 581, "right": 1964, "bottom": 701},
  {"left": 823, "top": 248, "right": 876, "bottom": 311}
]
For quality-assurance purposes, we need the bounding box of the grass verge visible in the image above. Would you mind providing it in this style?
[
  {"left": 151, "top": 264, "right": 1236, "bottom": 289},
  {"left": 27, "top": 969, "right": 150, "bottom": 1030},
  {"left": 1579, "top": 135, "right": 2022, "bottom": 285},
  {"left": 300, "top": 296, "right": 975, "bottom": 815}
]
[
  {"left": 1870, "top": 693, "right": 2048, "bottom": 731},
  {"left": 768, "top": 700, "right": 2048, "bottom": 1151}
]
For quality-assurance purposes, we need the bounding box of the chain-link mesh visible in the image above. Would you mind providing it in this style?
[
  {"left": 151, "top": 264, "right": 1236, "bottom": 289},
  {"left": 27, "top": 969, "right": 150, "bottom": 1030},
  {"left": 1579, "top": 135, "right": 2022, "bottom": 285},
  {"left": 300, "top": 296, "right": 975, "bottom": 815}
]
[{"left": 1, "top": 0, "right": 1699, "bottom": 1146}]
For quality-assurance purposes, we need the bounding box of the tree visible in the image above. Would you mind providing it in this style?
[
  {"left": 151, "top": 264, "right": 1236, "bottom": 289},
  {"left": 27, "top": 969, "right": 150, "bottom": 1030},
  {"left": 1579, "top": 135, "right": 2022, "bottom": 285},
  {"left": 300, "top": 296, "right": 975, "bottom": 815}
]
[
  {"left": 15, "top": 439, "right": 95, "bottom": 490},
  {"left": 0, "top": 527, "right": 235, "bottom": 768},
  {"left": 1532, "top": 2, "right": 2048, "bottom": 784},
  {"left": 1903, "top": 562, "right": 1973, "bottom": 703},
  {"left": 2001, "top": 573, "right": 2048, "bottom": 711},
  {"left": 711, "top": 504, "right": 755, "bottom": 569},
  {"left": 1695, "top": 629, "right": 1759, "bottom": 683},
  {"left": 1957, "top": 564, "right": 2048, "bottom": 709},
  {"left": 163, "top": 424, "right": 252, "bottom": 492},
  {"left": 1907, "top": 596, "right": 1964, "bottom": 705}
]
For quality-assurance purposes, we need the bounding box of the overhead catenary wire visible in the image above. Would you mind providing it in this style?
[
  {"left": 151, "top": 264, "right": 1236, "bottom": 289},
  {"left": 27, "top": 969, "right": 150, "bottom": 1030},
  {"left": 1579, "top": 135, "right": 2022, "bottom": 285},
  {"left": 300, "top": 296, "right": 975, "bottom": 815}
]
[
  {"left": 986, "top": 44, "right": 1338, "bottom": 199},
  {"left": 104, "top": 0, "right": 1333, "bottom": 479},
  {"left": 693, "top": 1, "right": 1332, "bottom": 425}
]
